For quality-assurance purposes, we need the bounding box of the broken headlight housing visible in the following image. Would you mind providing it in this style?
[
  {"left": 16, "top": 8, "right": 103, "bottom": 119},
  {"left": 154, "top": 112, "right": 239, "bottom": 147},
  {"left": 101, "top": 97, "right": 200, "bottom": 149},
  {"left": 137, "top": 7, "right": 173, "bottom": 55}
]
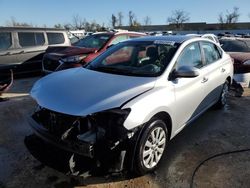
[{"left": 88, "top": 108, "right": 131, "bottom": 141}]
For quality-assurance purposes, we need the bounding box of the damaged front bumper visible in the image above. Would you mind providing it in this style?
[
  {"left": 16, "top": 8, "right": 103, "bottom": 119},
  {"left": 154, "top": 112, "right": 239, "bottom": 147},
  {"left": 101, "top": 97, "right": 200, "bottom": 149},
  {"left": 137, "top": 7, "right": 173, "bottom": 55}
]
[
  {"left": 28, "top": 116, "right": 95, "bottom": 158},
  {"left": 28, "top": 107, "right": 139, "bottom": 162}
]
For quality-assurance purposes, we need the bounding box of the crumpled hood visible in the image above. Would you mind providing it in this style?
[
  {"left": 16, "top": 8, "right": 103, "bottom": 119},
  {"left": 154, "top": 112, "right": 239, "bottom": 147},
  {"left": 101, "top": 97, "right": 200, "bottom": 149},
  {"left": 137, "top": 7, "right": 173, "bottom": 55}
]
[{"left": 31, "top": 68, "right": 156, "bottom": 116}]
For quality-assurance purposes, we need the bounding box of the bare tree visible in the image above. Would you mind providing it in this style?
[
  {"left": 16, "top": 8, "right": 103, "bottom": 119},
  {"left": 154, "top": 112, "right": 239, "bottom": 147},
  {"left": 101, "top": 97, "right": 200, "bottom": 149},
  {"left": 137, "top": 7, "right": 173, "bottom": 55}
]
[
  {"left": 117, "top": 12, "right": 123, "bottom": 26},
  {"left": 111, "top": 14, "right": 117, "bottom": 28},
  {"left": 54, "top": 23, "right": 63, "bottom": 29},
  {"left": 90, "top": 20, "right": 101, "bottom": 31},
  {"left": 143, "top": 16, "right": 151, "bottom": 25},
  {"left": 5, "top": 17, "right": 32, "bottom": 27},
  {"left": 72, "top": 14, "right": 85, "bottom": 29},
  {"left": 167, "top": 10, "right": 190, "bottom": 29},
  {"left": 63, "top": 23, "right": 72, "bottom": 30},
  {"left": 218, "top": 7, "right": 240, "bottom": 28},
  {"left": 128, "top": 11, "right": 135, "bottom": 26}
]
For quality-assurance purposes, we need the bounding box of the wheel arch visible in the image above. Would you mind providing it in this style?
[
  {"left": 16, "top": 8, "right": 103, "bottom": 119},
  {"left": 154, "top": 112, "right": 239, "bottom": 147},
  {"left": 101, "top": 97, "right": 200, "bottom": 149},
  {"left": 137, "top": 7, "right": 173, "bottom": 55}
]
[
  {"left": 127, "top": 111, "right": 172, "bottom": 173},
  {"left": 152, "top": 111, "right": 172, "bottom": 140}
]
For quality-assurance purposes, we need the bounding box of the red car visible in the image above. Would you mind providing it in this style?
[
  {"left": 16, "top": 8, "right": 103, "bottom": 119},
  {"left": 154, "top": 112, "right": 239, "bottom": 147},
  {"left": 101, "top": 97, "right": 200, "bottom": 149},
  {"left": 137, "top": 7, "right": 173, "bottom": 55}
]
[
  {"left": 42, "top": 31, "right": 146, "bottom": 73},
  {"left": 220, "top": 38, "right": 250, "bottom": 87}
]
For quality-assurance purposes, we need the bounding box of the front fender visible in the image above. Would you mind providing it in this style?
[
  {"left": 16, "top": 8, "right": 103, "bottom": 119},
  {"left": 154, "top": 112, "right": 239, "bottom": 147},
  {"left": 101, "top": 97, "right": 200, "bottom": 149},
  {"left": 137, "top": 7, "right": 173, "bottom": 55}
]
[{"left": 122, "top": 86, "right": 175, "bottom": 135}]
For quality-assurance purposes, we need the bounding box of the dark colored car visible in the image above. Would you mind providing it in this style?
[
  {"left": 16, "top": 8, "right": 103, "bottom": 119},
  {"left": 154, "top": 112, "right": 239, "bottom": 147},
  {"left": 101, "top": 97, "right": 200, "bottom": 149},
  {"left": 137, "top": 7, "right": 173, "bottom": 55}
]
[
  {"left": 42, "top": 31, "right": 146, "bottom": 73},
  {"left": 220, "top": 38, "right": 250, "bottom": 74},
  {"left": 220, "top": 38, "right": 250, "bottom": 87}
]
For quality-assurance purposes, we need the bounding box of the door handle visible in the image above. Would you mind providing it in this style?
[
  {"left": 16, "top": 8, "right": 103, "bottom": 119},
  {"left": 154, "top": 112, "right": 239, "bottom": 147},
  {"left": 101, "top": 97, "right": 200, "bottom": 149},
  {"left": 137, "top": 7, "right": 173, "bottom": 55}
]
[
  {"left": 201, "top": 77, "right": 208, "bottom": 83},
  {"left": 221, "top": 68, "right": 226, "bottom": 73}
]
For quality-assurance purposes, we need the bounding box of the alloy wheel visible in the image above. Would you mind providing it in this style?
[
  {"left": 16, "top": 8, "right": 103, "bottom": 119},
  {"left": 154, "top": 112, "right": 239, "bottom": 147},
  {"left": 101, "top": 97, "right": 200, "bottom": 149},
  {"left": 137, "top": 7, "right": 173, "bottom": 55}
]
[{"left": 142, "top": 127, "right": 166, "bottom": 169}]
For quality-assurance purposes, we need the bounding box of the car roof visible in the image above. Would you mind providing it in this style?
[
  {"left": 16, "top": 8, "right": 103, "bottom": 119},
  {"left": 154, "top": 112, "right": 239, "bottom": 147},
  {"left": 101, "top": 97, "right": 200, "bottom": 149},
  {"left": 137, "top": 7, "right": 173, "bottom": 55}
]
[
  {"left": 92, "top": 31, "right": 146, "bottom": 36},
  {"left": 0, "top": 26, "right": 66, "bottom": 31},
  {"left": 129, "top": 35, "right": 195, "bottom": 44},
  {"left": 92, "top": 32, "right": 114, "bottom": 36}
]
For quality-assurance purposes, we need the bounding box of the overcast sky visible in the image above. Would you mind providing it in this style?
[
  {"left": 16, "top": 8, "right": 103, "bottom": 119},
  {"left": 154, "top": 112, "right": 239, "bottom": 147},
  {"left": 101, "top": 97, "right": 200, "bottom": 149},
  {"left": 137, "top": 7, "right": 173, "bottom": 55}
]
[{"left": 0, "top": 0, "right": 250, "bottom": 27}]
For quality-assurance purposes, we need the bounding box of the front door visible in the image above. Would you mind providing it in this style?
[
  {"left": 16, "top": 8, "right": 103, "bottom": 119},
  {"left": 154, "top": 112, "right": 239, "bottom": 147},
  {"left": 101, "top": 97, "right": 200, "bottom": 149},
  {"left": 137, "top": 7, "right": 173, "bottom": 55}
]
[{"left": 171, "top": 42, "right": 206, "bottom": 132}]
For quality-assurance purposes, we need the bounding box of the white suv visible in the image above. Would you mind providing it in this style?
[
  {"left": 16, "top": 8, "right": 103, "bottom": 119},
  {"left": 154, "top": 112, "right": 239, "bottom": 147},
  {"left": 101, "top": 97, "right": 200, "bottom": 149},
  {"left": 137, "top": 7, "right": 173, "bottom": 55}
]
[{"left": 29, "top": 36, "right": 233, "bottom": 175}]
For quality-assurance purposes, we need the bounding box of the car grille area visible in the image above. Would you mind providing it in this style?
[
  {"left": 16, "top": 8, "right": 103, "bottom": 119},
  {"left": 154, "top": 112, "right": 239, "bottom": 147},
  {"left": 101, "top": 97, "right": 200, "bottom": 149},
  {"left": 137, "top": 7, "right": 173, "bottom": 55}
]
[
  {"left": 31, "top": 108, "right": 102, "bottom": 158},
  {"left": 32, "top": 108, "right": 90, "bottom": 137}
]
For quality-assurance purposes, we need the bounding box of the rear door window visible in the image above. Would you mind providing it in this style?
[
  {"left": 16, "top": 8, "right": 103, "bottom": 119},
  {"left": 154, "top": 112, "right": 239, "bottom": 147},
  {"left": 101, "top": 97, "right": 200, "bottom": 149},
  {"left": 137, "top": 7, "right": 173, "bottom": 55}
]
[
  {"left": 18, "top": 32, "right": 45, "bottom": 47},
  {"left": 0, "top": 32, "right": 12, "bottom": 51},
  {"left": 47, "top": 33, "right": 65, "bottom": 44},
  {"left": 201, "top": 41, "right": 221, "bottom": 65}
]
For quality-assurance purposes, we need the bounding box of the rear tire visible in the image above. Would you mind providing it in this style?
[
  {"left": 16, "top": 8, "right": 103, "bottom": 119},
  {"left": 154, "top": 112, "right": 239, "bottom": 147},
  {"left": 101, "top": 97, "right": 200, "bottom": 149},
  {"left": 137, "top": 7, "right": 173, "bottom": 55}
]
[
  {"left": 134, "top": 118, "right": 168, "bottom": 175},
  {"left": 215, "top": 80, "right": 229, "bottom": 108}
]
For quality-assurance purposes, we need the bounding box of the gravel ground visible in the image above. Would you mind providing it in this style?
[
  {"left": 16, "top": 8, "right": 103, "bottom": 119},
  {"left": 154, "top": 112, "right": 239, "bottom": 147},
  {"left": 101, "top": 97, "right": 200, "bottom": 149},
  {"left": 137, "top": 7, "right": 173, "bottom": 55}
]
[{"left": 0, "top": 77, "right": 250, "bottom": 188}]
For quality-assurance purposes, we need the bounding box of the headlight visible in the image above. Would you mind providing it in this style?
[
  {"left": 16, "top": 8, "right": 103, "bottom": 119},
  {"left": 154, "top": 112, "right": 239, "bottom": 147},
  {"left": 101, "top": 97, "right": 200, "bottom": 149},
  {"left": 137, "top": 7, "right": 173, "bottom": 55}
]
[
  {"left": 61, "top": 55, "right": 87, "bottom": 63},
  {"left": 243, "top": 60, "right": 250, "bottom": 65}
]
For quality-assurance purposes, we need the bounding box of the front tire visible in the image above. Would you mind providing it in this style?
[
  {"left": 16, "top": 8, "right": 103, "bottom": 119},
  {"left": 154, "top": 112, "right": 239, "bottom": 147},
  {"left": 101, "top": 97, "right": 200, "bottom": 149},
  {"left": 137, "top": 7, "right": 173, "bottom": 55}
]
[{"left": 134, "top": 119, "right": 168, "bottom": 175}]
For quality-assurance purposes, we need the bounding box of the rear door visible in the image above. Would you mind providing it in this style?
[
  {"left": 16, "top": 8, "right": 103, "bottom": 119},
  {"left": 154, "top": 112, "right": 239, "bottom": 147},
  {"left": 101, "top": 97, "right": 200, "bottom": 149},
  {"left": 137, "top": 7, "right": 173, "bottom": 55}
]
[{"left": 200, "top": 41, "right": 226, "bottom": 105}]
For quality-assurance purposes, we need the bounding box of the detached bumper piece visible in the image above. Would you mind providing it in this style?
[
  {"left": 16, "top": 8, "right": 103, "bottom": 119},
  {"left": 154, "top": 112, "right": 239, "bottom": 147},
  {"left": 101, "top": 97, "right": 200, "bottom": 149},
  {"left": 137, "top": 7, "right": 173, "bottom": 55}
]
[{"left": 28, "top": 108, "right": 134, "bottom": 161}]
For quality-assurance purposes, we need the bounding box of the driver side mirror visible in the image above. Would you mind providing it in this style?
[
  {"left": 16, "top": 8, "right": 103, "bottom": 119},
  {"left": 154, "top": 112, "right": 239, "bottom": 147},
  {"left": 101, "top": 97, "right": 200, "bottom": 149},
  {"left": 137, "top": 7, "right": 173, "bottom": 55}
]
[{"left": 170, "top": 66, "right": 200, "bottom": 80}]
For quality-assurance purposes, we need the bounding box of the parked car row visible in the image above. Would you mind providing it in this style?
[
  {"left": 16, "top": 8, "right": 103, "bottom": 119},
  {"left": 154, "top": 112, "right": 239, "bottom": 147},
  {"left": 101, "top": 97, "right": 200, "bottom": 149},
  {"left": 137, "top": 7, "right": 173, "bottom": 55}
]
[
  {"left": 29, "top": 35, "right": 234, "bottom": 174},
  {"left": 0, "top": 27, "right": 249, "bottom": 83},
  {"left": 42, "top": 31, "right": 146, "bottom": 73}
]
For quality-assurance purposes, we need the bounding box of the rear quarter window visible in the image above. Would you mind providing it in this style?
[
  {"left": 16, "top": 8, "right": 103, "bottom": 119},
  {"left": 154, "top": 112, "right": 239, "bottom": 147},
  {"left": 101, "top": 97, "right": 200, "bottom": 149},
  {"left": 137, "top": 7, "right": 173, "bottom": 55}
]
[
  {"left": 0, "top": 32, "right": 12, "bottom": 51},
  {"left": 47, "top": 33, "right": 65, "bottom": 45}
]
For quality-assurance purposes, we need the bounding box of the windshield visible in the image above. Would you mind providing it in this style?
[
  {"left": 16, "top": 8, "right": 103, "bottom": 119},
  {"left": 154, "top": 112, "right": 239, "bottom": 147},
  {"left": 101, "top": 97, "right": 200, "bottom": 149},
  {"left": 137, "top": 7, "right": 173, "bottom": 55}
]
[
  {"left": 73, "top": 34, "right": 112, "bottom": 49},
  {"left": 86, "top": 40, "right": 179, "bottom": 77},
  {"left": 220, "top": 39, "right": 250, "bottom": 52}
]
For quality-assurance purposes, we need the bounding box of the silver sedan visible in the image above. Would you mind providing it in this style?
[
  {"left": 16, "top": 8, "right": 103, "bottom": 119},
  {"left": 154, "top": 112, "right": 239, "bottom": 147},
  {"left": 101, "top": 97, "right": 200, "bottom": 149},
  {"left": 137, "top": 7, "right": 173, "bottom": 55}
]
[{"left": 29, "top": 35, "right": 234, "bottom": 175}]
